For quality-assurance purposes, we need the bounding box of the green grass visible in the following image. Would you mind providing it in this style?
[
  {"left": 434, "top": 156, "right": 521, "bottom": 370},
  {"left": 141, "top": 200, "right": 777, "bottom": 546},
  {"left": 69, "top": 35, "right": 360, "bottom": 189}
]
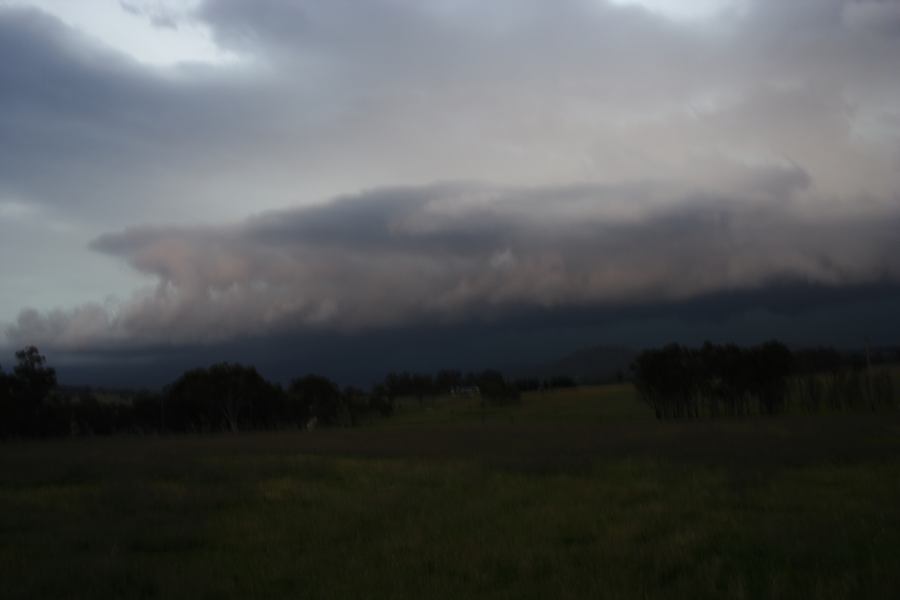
[
  {"left": 382, "top": 384, "right": 652, "bottom": 427},
  {"left": 3, "top": 386, "right": 900, "bottom": 598}
]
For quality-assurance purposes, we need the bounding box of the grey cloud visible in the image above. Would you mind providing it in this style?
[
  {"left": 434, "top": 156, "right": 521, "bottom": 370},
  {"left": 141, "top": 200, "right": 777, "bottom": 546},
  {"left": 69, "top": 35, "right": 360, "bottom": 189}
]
[
  {"left": 4, "top": 0, "right": 900, "bottom": 353},
  {"left": 197, "top": 0, "right": 308, "bottom": 50},
  {"left": 0, "top": 7, "right": 288, "bottom": 223},
  {"left": 4, "top": 0, "right": 899, "bottom": 226},
  {"left": 843, "top": 0, "right": 900, "bottom": 35},
  {"left": 8, "top": 176, "right": 900, "bottom": 351},
  {"left": 119, "top": 1, "right": 180, "bottom": 29},
  {"left": 195, "top": 0, "right": 711, "bottom": 103}
]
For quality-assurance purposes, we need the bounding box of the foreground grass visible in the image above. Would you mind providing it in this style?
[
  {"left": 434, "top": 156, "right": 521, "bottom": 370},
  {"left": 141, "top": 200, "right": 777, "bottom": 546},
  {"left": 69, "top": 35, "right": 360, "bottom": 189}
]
[{"left": 2, "top": 387, "right": 900, "bottom": 599}]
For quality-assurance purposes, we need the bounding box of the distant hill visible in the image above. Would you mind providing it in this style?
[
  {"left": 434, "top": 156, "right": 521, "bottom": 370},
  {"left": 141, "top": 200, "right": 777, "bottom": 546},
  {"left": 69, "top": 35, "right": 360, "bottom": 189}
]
[{"left": 516, "top": 345, "right": 637, "bottom": 384}]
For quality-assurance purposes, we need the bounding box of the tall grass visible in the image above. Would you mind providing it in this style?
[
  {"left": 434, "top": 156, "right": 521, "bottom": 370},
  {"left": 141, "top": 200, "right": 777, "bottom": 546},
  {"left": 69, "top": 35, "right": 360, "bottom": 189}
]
[{"left": 2, "top": 385, "right": 900, "bottom": 598}]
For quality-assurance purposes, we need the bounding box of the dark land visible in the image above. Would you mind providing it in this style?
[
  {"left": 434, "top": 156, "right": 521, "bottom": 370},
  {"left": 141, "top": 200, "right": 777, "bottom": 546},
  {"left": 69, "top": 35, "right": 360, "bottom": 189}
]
[{"left": 3, "top": 383, "right": 900, "bottom": 599}]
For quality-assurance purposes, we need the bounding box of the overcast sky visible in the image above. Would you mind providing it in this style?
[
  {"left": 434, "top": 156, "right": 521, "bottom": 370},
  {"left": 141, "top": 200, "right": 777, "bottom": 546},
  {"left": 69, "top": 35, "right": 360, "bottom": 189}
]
[{"left": 1, "top": 0, "right": 899, "bottom": 381}]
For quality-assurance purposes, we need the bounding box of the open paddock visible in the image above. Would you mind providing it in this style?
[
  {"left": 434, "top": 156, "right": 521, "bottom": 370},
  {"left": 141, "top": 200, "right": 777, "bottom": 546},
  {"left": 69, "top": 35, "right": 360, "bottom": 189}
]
[{"left": 3, "top": 386, "right": 900, "bottom": 599}]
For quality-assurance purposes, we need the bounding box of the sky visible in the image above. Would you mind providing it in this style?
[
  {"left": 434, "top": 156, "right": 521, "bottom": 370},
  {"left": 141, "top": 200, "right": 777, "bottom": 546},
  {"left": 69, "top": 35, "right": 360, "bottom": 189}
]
[{"left": 1, "top": 0, "right": 899, "bottom": 384}]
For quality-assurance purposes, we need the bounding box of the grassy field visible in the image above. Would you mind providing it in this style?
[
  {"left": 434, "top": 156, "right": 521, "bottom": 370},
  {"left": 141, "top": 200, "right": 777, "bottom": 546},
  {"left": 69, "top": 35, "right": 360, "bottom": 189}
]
[
  {"left": 3, "top": 385, "right": 900, "bottom": 599},
  {"left": 379, "top": 383, "right": 649, "bottom": 427}
]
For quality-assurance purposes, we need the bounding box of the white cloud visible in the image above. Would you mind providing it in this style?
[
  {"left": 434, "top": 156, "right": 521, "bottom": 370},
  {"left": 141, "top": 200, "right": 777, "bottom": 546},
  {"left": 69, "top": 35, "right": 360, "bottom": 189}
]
[
  {"left": 606, "top": 0, "right": 746, "bottom": 22},
  {"left": 3, "top": 0, "right": 237, "bottom": 65}
]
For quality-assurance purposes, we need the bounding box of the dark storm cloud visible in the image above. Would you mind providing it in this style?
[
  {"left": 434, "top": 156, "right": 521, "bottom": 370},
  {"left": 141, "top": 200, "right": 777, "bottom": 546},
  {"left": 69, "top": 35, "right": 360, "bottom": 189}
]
[
  {"left": 8, "top": 176, "right": 900, "bottom": 350},
  {"left": 40, "top": 282, "right": 900, "bottom": 389},
  {"left": 0, "top": 8, "right": 153, "bottom": 211},
  {"left": 0, "top": 6, "right": 284, "bottom": 221},
  {"left": 3, "top": 0, "right": 900, "bottom": 358}
]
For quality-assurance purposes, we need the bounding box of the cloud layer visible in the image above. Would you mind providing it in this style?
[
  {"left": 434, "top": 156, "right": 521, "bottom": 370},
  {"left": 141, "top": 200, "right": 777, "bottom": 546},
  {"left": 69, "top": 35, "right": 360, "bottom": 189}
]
[
  {"left": 2, "top": 0, "right": 900, "bottom": 356},
  {"left": 3, "top": 0, "right": 899, "bottom": 221},
  {"left": 8, "top": 175, "right": 900, "bottom": 350}
]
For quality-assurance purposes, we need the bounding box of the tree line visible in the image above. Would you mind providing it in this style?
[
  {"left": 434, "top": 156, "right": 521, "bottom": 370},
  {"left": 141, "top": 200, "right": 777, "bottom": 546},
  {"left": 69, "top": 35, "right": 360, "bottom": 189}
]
[
  {"left": 0, "top": 346, "right": 529, "bottom": 438},
  {"left": 632, "top": 342, "right": 897, "bottom": 420},
  {"left": 377, "top": 369, "right": 569, "bottom": 405},
  {"left": 4, "top": 342, "right": 897, "bottom": 436}
]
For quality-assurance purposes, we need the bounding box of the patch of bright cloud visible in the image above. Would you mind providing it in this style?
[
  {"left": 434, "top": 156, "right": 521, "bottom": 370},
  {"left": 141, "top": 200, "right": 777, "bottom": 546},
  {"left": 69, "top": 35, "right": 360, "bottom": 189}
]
[
  {"left": 3, "top": 0, "right": 237, "bottom": 65},
  {"left": 0, "top": 199, "right": 38, "bottom": 220},
  {"left": 607, "top": 0, "right": 744, "bottom": 21}
]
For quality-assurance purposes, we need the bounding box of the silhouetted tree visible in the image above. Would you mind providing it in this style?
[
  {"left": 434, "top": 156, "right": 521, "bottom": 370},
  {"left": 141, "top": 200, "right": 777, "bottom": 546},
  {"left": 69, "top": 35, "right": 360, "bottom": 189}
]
[
  {"left": 0, "top": 365, "right": 13, "bottom": 439},
  {"left": 436, "top": 370, "right": 463, "bottom": 392},
  {"left": 132, "top": 390, "right": 164, "bottom": 433},
  {"left": 370, "top": 384, "right": 395, "bottom": 417},
  {"left": 13, "top": 346, "right": 57, "bottom": 399},
  {"left": 475, "top": 370, "right": 520, "bottom": 405},
  {"left": 633, "top": 341, "right": 795, "bottom": 419},
  {"left": 9, "top": 346, "right": 58, "bottom": 435},
  {"left": 751, "top": 341, "right": 792, "bottom": 415},
  {"left": 288, "top": 374, "right": 345, "bottom": 427},
  {"left": 164, "top": 363, "right": 277, "bottom": 432}
]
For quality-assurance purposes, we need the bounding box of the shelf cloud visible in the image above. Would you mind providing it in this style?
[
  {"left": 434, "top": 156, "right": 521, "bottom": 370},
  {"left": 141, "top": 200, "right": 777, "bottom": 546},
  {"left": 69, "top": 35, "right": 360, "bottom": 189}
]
[
  {"left": 8, "top": 176, "right": 900, "bottom": 350},
  {"left": 2, "top": 0, "right": 900, "bottom": 372}
]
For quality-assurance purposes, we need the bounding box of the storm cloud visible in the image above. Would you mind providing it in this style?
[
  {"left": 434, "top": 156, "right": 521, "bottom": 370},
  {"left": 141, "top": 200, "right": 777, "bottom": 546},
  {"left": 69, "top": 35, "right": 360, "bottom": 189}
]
[
  {"left": 8, "top": 175, "right": 900, "bottom": 350},
  {"left": 2, "top": 0, "right": 900, "bottom": 367},
  {"left": 3, "top": 0, "right": 899, "bottom": 220}
]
